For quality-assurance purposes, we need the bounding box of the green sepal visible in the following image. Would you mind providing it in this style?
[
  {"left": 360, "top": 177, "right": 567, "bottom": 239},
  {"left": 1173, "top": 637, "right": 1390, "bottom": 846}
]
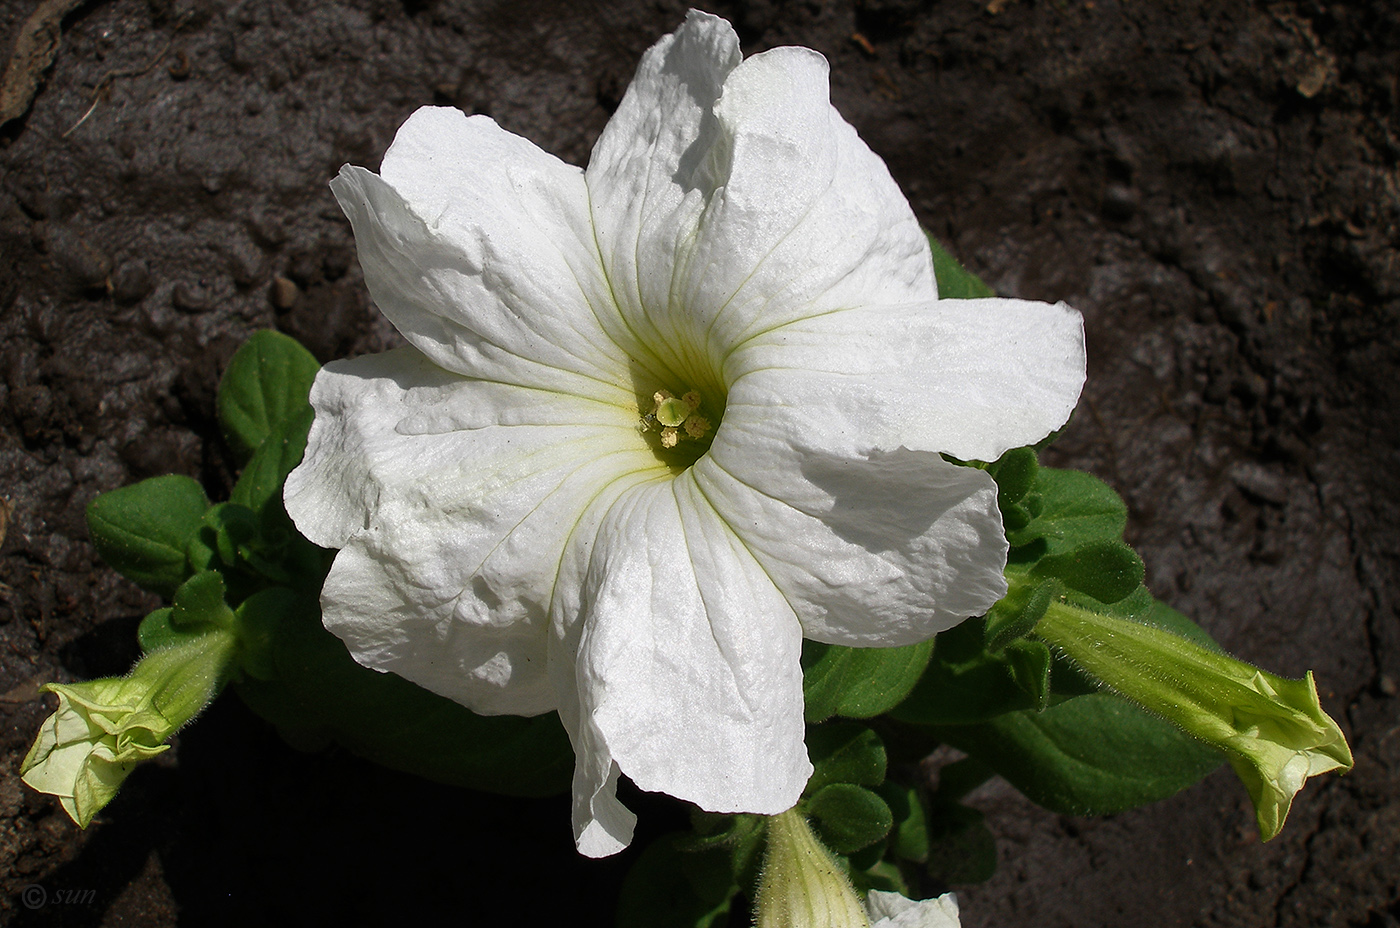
[
  {"left": 848, "top": 859, "right": 909, "bottom": 897},
  {"left": 932, "top": 692, "right": 1225, "bottom": 817},
  {"left": 218, "top": 329, "right": 320, "bottom": 464},
  {"left": 1003, "top": 638, "right": 1053, "bottom": 711},
  {"left": 805, "top": 783, "right": 893, "bottom": 854},
  {"left": 86, "top": 475, "right": 210, "bottom": 597},
  {"left": 137, "top": 608, "right": 192, "bottom": 653},
  {"left": 801, "top": 639, "right": 935, "bottom": 723},
  {"left": 804, "top": 722, "right": 887, "bottom": 794},
  {"left": 137, "top": 573, "right": 237, "bottom": 669},
  {"left": 926, "top": 234, "right": 996, "bottom": 299}
]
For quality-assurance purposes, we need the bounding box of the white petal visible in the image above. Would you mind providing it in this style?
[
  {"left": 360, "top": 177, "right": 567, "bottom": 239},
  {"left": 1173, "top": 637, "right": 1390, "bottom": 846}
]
[
  {"left": 587, "top": 13, "right": 932, "bottom": 396},
  {"left": 729, "top": 298, "right": 1086, "bottom": 463},
  {"left": 696, "top": 407, "right": 1009, "bottom": 645},
  {"left": 867, "top": 891, "right": 961, "bottom": 928},
  {"left": 550, "top": 476, "right": 811, "bottom": 855},
  {"left": 330, "top": 109, "right": 632, "bottom": 405},
  {"left": 285, "top": 347, "right": 663, "bottom": 715},
  {"left": 320, "top": 536, "right": 556, "bottom": 715}
]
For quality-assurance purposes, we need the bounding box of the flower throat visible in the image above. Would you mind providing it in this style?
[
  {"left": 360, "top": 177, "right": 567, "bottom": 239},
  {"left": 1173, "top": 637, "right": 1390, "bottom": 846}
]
[{"left": 640, "top": 389, "right": 718, "bottom": 470}]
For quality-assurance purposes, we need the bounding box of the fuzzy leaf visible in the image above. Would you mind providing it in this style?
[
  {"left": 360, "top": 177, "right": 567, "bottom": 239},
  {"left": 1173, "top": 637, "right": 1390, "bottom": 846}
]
[
  {"left": 230, "top": 404, "right": 314, "bottom": 518},
  {"left": 86, "top": 475, "right": 210, "bottom": 597},
  {"left": 934, "top": 692, "right": 1224, "bottom": 816},
  {"left": 1031, "top": 539, "right": 1144, "bottom": 605},
  {"left": 805, "top": 722, "right": 887, "bottom": 794},
  {"left": 1009, "top": 467, "right": 1128, "bottom": 556},
  {"left": 806, "top": 783, "right": 894, "bottom": 854},
  {"left": 927, "top": 234, "right": 996, "bottom": 300},
  {"left": 802, "top": 640, "right": 935, "bottom": 723},
  {"left": 218, "top": 329, "right": 320, "bottom": 463}
]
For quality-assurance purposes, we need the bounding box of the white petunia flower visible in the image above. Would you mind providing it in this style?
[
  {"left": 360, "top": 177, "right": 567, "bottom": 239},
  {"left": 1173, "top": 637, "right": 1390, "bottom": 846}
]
[{"left": 284, "top": 10, "right": 1085, "bottom": 857}]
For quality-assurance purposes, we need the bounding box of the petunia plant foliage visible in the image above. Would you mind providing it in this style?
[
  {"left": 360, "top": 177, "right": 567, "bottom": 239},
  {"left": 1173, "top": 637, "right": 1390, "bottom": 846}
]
[{"left": 21, "top": 12, "right": 1349, "bottom": 928}]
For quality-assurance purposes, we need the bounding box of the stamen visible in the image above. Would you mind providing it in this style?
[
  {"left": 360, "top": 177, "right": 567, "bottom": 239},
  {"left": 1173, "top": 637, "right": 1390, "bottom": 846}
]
[
  {"left": 641, "top": 387, "right": 715, "bottom": 452},
  {"left": 683, "top": 415, "right": 710, "bottom": 439}
]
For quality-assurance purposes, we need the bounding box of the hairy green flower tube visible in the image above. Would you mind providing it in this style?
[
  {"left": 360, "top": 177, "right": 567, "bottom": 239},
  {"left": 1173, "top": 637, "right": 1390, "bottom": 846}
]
[
  {"left": 757, "top": 808, "right": 871, "bottom": 928},
  {"left": 1033, "top": 599, "right": 1352, "bottom": 840},
  {"left": 21, "top": 630, "right": 236, "bottom": 827},
  {"left": 755, "top": 809, "right": 962, "bottom": 928}
]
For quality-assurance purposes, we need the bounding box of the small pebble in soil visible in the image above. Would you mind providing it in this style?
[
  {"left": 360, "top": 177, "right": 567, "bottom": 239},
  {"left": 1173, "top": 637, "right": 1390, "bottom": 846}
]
[
  {"left": 46, "top": 226, "right": 113, "bottom": 290},
  {"left": 271, "top": 276, "right": 299, "bottom": 309}
]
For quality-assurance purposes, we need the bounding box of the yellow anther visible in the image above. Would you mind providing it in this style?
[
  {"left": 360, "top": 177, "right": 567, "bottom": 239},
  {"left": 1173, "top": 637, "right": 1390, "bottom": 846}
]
[
  {"left": 660, "top": 427, "right": 680, "bottom": 448},
  {"left": 683, "top": 414, "right": 710, "bottom": 439},
  {"left": 682, "top": 391, "right": 701, "bottom": 409}
]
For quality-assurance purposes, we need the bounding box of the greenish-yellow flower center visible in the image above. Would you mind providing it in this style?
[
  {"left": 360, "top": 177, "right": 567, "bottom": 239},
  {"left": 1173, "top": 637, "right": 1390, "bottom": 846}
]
[{"left": 639, "top": 388, "right": 719, "bottom": 471}]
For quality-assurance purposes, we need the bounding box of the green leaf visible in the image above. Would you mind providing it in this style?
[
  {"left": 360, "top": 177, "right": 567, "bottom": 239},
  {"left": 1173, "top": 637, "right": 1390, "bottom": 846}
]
[
  {"left": 232, "top": 592, "right": 573, "bottom": 797},
  {"left": 805, "top": 783, "right": 893, "bottom": 854},
  {"left": 1031, "top": 539, "right": 1145, "bottom": 605},
  {"left": 1003, "top": 638, "right": 1052, "bottom": 710},
  {"left": 233, "top": 587, "right": 296, "bottom": 681},
  {"left": 933, "top": 692, "right": 1225, "bottom": 816},
  {"left": 849, "top": 859, "right": 909, "bottom": 897},
  {"left": 926, "top": 234, "right": 996, "bottom": 300},
  {"left": 230, "top": 404, "right": 314, "bottom": 518},
  {"left": 137, "top": 607, "right": 202, "bottom": 653},
  {"left": 218, "top": 330, "right": 320, "bottom": 464},
  {"left": 1009, "top": 467, "right": 1128, "bottom": 555},
  {"left": 988, "top": 446, "right": 1039, "bottom": 509},
  {"left": 170, "top": 571, "right": 235, "bottom": 630},
  {"left": 984, "top": 577, "right": 1059, "bottom": 651},
  {"left": 889, "top": 621, "right": 1043, "bottom": 726},
  {"left": 802, "top": 640, "right": 935, "bottom": 723},
  {"left": 86, "top": 475, "right": 210, "bottom": 597},
  {"left": 805, "top": 722, "right": 887, "bottom": 794},
  {"left": 616, "top": 833, "right": 739, "bottom": 928},
  {"left": 877, "top": 782, "right": 929, "bottom": 864}
]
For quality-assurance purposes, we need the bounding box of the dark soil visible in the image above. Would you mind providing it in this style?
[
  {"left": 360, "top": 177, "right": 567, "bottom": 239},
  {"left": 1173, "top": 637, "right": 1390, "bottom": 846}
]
[{"left": 1, "top": 0, "right": 1397, "bottom": 925}]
